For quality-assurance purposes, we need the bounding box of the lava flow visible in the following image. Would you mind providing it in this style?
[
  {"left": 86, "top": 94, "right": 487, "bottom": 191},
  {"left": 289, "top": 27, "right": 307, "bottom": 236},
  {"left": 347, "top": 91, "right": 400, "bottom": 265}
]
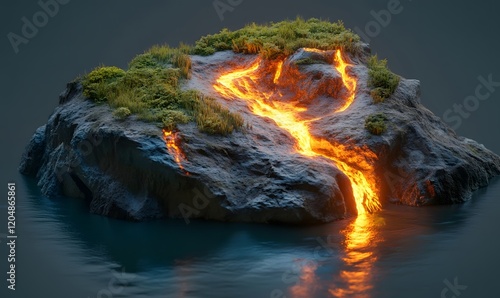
[
  {"left": 162, "top": 130, "right": 187, "bottom": 173},
  {"left": 334, "top": 50, "right": 357, "bottom": 113},
  {"left": 213, "top": 49, "right": 381, "bottom": 215},
  {"left": 329, "top": 213, "right": 380, "bottom": 297}
]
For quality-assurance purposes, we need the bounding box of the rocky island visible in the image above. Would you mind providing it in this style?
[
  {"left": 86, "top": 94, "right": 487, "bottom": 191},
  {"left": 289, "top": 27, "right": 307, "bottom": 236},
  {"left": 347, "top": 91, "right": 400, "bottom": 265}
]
[{"left": 20, "top": 18, "right": 500, "bottom": 224}]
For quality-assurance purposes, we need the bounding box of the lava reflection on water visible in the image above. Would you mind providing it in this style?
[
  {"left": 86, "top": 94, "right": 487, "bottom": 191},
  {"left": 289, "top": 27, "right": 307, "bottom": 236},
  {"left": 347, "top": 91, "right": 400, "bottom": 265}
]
[
  {"left": 287, "top": 213, "right": 383, "bottom": 298},
  {"left": 213, "top": 49, "right": 384, "bottom": 296},
  {"left": 329, "top": 213, "right": 381, "bottom": 297}
]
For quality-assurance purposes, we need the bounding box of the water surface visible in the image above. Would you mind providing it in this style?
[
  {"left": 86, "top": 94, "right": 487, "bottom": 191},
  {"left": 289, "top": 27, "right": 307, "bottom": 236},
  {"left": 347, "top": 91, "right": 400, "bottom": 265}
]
[{"left": 10, "top": 175, "right": 500, "bottom": 297}]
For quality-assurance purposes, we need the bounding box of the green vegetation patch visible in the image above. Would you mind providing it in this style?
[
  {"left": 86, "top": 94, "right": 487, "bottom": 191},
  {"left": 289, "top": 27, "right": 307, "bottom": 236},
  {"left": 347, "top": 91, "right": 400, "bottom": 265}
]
[
  {"left": 367, "top": 55, "right": 400, "bottom": 103},
  {"left": 365, "top": 113, "right": 388, "bottom": 135},
  {"left": 128, "top": 44, "right": 192, "bottom": 79},
  {"left": 293, "top": 57, "right": 328, "bottom": 65},
  {"left": 82, "top": 46, "right": 243, "bottom": 135},
  {"left": 193, "top": 17, "right": 361, "bottom": 59},
  {"left": 113, "top": 107, "right": 131, "bottom": 120}
]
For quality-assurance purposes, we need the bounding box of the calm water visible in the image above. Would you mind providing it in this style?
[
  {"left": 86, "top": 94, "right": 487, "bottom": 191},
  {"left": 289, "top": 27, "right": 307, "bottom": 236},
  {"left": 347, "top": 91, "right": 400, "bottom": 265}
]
[{"left": 8, "top": 175, "right": 500, "bottom": 298}]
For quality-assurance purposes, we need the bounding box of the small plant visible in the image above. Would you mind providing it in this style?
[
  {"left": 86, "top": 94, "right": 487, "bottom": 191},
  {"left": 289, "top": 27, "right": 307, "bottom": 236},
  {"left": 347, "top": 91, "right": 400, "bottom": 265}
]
[
  {"left": 194, "top": 94, "right": 244, "bottom": 134},
  {"left": 113, "top": 107, "right": 131, "bottom": 119},
  {"left": 365, "top": 113, "right": 388, "bottom": 135},
  {"left": 82, "top": 66, "right": 125, "bottom": 102},
  {"left": 129, "top": 44, "right": 192, "bottom": 79},
  {"left": 367, "top": 55, "right": 400, "bottom": 102},
  {"left": 370, "top": 87, "right": 393, "bottom": 103}
]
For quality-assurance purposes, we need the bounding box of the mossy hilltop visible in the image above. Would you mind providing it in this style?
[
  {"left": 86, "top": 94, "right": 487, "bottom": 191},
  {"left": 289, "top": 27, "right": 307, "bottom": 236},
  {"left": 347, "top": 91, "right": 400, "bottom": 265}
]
[{"left": 81, "top": 18, "right": 399, "bottom": 135}]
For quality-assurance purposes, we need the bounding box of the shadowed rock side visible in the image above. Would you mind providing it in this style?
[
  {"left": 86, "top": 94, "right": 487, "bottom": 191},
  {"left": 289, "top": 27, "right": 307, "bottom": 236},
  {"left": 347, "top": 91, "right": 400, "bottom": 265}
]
[{"left": 20, "top": 48, "right": 500, "bottom": 224}]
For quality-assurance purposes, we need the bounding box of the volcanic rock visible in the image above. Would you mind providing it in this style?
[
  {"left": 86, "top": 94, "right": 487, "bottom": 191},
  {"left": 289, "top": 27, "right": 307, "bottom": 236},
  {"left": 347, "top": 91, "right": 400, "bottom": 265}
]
[{"left": 19, "top": 48, "right": 500, "bottom": 224}]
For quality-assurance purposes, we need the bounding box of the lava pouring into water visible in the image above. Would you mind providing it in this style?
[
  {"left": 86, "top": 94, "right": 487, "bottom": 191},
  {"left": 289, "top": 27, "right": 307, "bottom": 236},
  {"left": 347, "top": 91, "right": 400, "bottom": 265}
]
[{"left": 213, "top": 49, "right": 381, "bottom": 215}]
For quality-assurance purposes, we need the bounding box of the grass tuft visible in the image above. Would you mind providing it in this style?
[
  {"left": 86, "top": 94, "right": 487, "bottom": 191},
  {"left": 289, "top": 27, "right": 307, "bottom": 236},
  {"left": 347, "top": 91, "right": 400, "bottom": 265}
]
[
  {"left": 113, "top": 107, "right": 131, "bottom": 119},
  {"left": 367, "top": 55, "right": 400, "bottom": 102},
  {"left": 82, "top": 66, "right": 125, "bottom": 102},
  {"left": 365, "top": 113, "right": 388, "bottom": 135}
]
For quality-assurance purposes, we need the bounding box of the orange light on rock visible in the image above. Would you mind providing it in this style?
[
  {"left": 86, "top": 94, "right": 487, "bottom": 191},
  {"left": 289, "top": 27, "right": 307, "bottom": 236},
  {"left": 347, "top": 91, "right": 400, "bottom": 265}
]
[
  {"left": 162, "top": 130, "right": 187, "bottom": 172},
  {"left": 303, "top": 47, "right": 325, "bottom": 54},
  {"left": 213, "top": 49, "right": 380, "bottom": 215}
]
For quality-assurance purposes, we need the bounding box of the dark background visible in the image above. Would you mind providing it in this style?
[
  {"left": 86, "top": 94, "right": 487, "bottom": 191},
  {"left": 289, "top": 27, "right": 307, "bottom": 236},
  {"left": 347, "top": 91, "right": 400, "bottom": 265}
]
[{"left": 1, "top": 0, "right": 499, "bottom": 297}]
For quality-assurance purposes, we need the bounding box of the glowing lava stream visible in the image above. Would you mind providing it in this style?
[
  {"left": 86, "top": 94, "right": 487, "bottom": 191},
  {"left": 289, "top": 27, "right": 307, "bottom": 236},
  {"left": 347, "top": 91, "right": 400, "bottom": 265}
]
[
  {"left": 213, "top": 49, "right": 381, "bottom": 215},
  {"left": 329, "top": 213, "right": 379, "bottom": 297},
  {"left": 163, "top": 130, "right": 187, "bottom": 172}
]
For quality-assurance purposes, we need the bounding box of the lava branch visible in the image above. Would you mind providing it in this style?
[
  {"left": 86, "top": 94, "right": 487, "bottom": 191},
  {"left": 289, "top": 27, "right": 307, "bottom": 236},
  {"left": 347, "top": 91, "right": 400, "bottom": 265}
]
[
  {"left": 213, "top": 49, "right": 381, "bottom": 215},
  {"left": 162, "top": 130, "right": 188, "bottom": 174},
  {"left": 334, "top": 50, "right": 357, "bottom": 113}
]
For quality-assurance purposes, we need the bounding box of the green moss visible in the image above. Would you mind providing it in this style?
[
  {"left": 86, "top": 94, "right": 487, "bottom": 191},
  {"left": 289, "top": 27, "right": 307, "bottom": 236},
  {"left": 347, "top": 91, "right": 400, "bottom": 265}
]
[
  {"left": 370, "top": 87, "right": 392, "bottom": 103},
  {"left": 193, "top": 17, "right": 361, "bottom": 58},
  {"left": 82, "top": 58, "right": 242, "bottom": 134},
  {"left": 128, "top": 44, "right": 192, "bottom": 79},
  {"left": 294, "top": 58, "right": 327, "bottom": 65},
  {"left": 367, "top": 55, "right": 400, "bottom": 102},
  {"left": 82, "top": 66, "right": 125, "bottom": 102},
  {"left": 194, "top": 94, "right": 244, "bottom": 134},
  {"left": 365, "top": 113, "right": 388, "bottom": 135},
  {"left": 113, "top": 107, "right": 131, "bottom": 119}
]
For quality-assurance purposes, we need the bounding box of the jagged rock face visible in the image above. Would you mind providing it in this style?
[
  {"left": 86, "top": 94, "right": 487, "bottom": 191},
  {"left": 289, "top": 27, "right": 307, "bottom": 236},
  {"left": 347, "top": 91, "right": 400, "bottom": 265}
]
[
  {"left": 20, "top": 82, "right": 355, "bottom": 223},
  {"left": 19, "top": 48, "right": 500, "bottom": 224}
]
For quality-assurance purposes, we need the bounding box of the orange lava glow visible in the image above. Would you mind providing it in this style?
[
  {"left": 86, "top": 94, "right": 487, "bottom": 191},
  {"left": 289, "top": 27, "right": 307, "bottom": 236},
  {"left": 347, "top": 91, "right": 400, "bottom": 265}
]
[
  {"left": 273, "top": 60, "right": 284, "bottom": 84},
  {"left": 329, "top": 213, "right": 379, "bottom": 297},
  {"left": 334, "top": 50, "right": 357, "bottom": 112},
  {"left": 213, "top": 49, "right": 380, "bottom": 215},
  {"left": 285, "top": 213, "right": 383, "bottom": 297},
  {"left": 162, "top": 130, "right": 187, "bottom": 172}
]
